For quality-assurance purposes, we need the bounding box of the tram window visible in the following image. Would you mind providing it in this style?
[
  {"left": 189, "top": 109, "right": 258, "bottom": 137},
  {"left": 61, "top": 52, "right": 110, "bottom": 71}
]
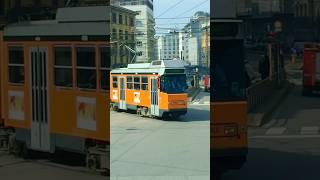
[
  {"left": 113, "top": 76, "right": 118, "bottom": 88},
  {"left": 100, "top": 47, "right": 110, "bottom": 90},
  {"left": 76, "top": 47, "right": 96, "bottom": 90},
  {"left": 134, "top": 76, "right": 140, "bottom": 90},
  {"left": 101, "top": 70, "right": 110, "bottom": 90},
  {"left": 77, "top": 47, "right": 95, "bottom": 67},
  {"left": 141, "top": 77, "right": 148, "bottom": 90},
  {"left": 8, "top": 47, "right": 24, "bottom": 84},
  {"left": 212, "top": 39, "right": 246, "bottom": 102},
  {"left": 54, "top": 47, "right": 72, "bottom": 87},
  {"left": 127, "top": 76, "right": 133, "bottom": 89}
]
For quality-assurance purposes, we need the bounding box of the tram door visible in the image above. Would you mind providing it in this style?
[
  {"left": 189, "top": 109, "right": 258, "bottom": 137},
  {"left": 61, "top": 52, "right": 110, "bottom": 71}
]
[
  {"left": 119, "top": 77, "right": 127, "bottom": 110},
  {"left": 150, "top": 77, "right": 159, "bottom": 116},
  {"left": 30, "top": 47, "right": 50, "bottom": 152}
]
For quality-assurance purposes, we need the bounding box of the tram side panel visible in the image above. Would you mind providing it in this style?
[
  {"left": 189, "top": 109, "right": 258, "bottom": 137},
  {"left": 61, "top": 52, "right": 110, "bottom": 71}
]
[
  {"left": 125, "top": 75, "right": 154, "bottom": 109},
  {"left": 2, "top": 42, "right": 109, "bottom": 153},
  {"left": 2, "top": 43, "right": 30, "bottom": 131},
  {"left": 110, "top": 74, "right": 188, "bottom": 117}
]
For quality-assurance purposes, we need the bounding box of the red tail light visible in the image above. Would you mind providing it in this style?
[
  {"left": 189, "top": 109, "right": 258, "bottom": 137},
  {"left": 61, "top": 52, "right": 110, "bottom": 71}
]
[{"left": 157, "top": 77, "right": 160, "bottom": 89}]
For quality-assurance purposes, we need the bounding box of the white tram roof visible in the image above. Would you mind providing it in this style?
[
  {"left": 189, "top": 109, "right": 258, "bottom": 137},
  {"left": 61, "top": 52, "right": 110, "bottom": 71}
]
[
  {"left": 111, "top": 60, "right": 187, "bottom": 75},
  {"left": 3, "top": 6, "right": 112, "bottom": 38}
]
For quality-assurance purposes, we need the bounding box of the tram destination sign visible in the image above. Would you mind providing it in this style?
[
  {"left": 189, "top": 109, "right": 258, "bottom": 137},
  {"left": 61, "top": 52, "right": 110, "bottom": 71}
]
[{"left": 165, "top": 69, "right": 185, "bottom": 74}]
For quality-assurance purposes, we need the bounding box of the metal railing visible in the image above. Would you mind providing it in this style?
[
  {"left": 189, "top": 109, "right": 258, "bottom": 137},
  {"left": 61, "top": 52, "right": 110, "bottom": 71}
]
[{"left": 246, "top": 75, "right": 278, "bottom": 112}]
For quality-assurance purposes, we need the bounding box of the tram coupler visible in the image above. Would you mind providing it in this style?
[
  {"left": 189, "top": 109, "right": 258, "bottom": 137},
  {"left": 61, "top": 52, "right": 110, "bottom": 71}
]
[
  {"left": 86, "top": 145, "right": 109, "bottom": 176},
  {"left": 0, "top": 128, "right": 9, "bottom": 151}
]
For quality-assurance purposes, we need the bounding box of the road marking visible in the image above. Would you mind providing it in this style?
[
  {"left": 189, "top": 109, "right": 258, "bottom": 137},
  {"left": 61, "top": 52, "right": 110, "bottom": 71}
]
[
  {"left": 193, "top": 102, "right": 200, "bottom": 105},
  {"left": 250, "top": 135, "right": 320, "bottom": 139},
  {"left": 204, "top": 101, "right": 210, "bottom": 104},
  {"left": 301, "top": 126, "right": 319, "bottom": 135},
  {"left": 265, "top": 127, "right": 286, "bottom": 135},
  {"left": 275, "top": 119, "right": 287, "bottom": 126},
  {"left": 190, "top": 103, "right": 209, "bottom": 106}
]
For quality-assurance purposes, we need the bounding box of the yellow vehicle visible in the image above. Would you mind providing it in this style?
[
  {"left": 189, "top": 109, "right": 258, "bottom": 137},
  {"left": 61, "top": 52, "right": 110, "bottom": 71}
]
[
  {"left": 0, "top": 6, "right": 109, "bottom": 173},
  {"left": 211, "top": 17, "right": 248, "bottom": 177}
]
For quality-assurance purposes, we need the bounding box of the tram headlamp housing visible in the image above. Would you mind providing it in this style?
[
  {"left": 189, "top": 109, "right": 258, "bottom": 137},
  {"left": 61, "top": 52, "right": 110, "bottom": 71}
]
[
  {"left": 224, "top": 126, "right": 238, "bottom": 136},
  {"left": 169, "top": 100, "right": 187, "bottom": 105}
]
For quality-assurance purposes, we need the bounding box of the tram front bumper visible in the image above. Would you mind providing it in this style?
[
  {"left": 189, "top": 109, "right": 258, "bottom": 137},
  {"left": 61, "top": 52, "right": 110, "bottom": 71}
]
[{"left": 160, "top": 108, "right": 187, "bottom": 117}]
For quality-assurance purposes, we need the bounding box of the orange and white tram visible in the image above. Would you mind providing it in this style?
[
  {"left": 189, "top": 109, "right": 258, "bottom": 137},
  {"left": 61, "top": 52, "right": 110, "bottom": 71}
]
[
  {"left": 0, "top": 6, "right": 109, "bottom": 172},
  {"left": 110, "top": 60, "right": 188, "bottom": 118}
]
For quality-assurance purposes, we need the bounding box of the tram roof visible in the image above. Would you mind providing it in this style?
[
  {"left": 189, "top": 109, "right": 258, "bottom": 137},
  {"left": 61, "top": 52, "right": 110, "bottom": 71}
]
[
  {"left": 3, "top": 6, "right": 111, "bottom": 40},
  {"left": 111, "top": 60, "right": 187, "bottom": 75}
]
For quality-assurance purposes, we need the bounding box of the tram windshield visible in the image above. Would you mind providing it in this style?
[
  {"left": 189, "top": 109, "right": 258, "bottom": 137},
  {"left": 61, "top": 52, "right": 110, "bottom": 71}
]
[{"left": 160, "top": 74, "right": 187, "bottom": 94}]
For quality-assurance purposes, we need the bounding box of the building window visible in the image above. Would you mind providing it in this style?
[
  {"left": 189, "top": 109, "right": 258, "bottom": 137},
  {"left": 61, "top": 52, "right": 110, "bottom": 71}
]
[
  {"left": 125, "top": 31, "right": 129, "bottom": 40},
  {"left": 112, "top": 12, "right": 117, "bottom": 23},
  {"left": 8, "top": 47, "right": 24, "bottom": 84},
  {"left": 134, "top": 76, "right": 140, "bottom": 90},
  {"left": 127, "top": 76, "right": 133, "bottom": 89},
  {"left": 141, "top": 77, "right": 148, "bottom": 90},
  {"left": 76, "top": 47, "right": 96, "bottom": 90},
  {"left": 119, "top": 14, "right": 123, "bottom": 24},
  {"left": 112, "top": 28, "right": 117, "bottom": 40},
  {"left": 112, "top": 76, "right": 118, "bottom": 88},
  {"left": 136, "top": 20, "right": 143, "bottom": 27},
  {"left": 130, "top": 17, "right": 134, "bottom": 26},
  {"left": 119, "top": 30, "right": 123, "bottom": 40},
  {"left": 54, "top": 47, "right": 72, "bottom": 87},
  {"left": 100, "top": 47, "right": 110, "bottom": 90},
  {"left": 125, "top": 15, "right": 128, "bottom": 25}
]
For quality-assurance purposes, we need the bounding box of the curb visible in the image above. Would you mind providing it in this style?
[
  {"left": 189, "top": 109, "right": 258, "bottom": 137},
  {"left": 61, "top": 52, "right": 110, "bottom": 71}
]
[{"left": 247, "top": 81, "right": 294, "bottom": 127}]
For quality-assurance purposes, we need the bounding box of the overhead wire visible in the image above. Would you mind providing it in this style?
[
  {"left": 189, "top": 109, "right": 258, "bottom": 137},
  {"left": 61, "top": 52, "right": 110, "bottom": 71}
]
[{"left": 155, "top": 0, "right": 186, "bottom": 18}]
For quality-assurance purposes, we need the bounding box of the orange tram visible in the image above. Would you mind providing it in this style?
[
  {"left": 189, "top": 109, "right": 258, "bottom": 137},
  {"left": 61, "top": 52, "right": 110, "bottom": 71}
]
[
  {"left": 110, "top": 60, "right": 188, "bottom": 118},
  {"left": 0, "top": 6, "right": 109, "bottom": 173}
]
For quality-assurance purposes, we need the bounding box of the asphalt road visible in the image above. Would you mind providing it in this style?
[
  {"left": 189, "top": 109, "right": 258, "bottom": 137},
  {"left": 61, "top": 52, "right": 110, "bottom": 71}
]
[
  {"left": 221, "top": 83, "right": 320, "bottom": 180},
  {"left": 0, "top": 151, "right": 106, "bottom": 180},
  {"left": 110, "top": 91, "right": 210, "bottom": 179}
]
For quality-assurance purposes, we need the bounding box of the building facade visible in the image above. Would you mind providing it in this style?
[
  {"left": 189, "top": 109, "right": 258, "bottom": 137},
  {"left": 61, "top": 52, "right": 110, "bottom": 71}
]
[
  {"left": 201, "top": 26, "right": 210, "bottom": 69},
  {"left": 111, "top": 5, "right": 136, "bottom": 68},
  {"left": 156, "top": 31, "right": 180, "bottom": 60},
  {"left": 182, "top": 11, "right": 209, "bottom": 67},
  {"left": 112, "top": 0, "right": 155, "bottom": 63}
]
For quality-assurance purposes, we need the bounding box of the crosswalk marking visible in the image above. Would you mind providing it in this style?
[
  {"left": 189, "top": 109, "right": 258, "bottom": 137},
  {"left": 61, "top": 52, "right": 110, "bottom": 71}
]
[
  {"left": 250, "top": 135, "right": 320, "bottom": 139},
  {"left": 301, "top": 126, "right": 319, "bottom": 135},
  {"left": 189, "top": 101, "right": 210, "bottom": 106},
  {"left": 265, "top": 127, "right": 286, "bottom": 135},
  {"left": 250, "top": 126, "right": 320, "bottom": 138}
]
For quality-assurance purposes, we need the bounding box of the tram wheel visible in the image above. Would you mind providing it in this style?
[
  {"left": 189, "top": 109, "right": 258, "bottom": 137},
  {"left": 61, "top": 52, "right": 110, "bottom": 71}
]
[
  {"left": 87, "top": 154, "right": 98, "bottom": 171},
  {"left": 12, "top": 142, "right": 22, "bottom": 157}
]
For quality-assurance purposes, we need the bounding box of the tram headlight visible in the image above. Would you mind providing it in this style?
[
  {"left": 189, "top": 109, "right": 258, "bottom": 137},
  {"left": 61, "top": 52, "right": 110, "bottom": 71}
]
[{"left": 224, "top": 126, "right": 238, "bottom": 136}]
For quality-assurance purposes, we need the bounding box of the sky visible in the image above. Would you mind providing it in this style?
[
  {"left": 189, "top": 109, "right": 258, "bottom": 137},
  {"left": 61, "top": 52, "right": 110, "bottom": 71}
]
[{"left": 153, "top": 0, "right": 210, "bottom": 35}]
